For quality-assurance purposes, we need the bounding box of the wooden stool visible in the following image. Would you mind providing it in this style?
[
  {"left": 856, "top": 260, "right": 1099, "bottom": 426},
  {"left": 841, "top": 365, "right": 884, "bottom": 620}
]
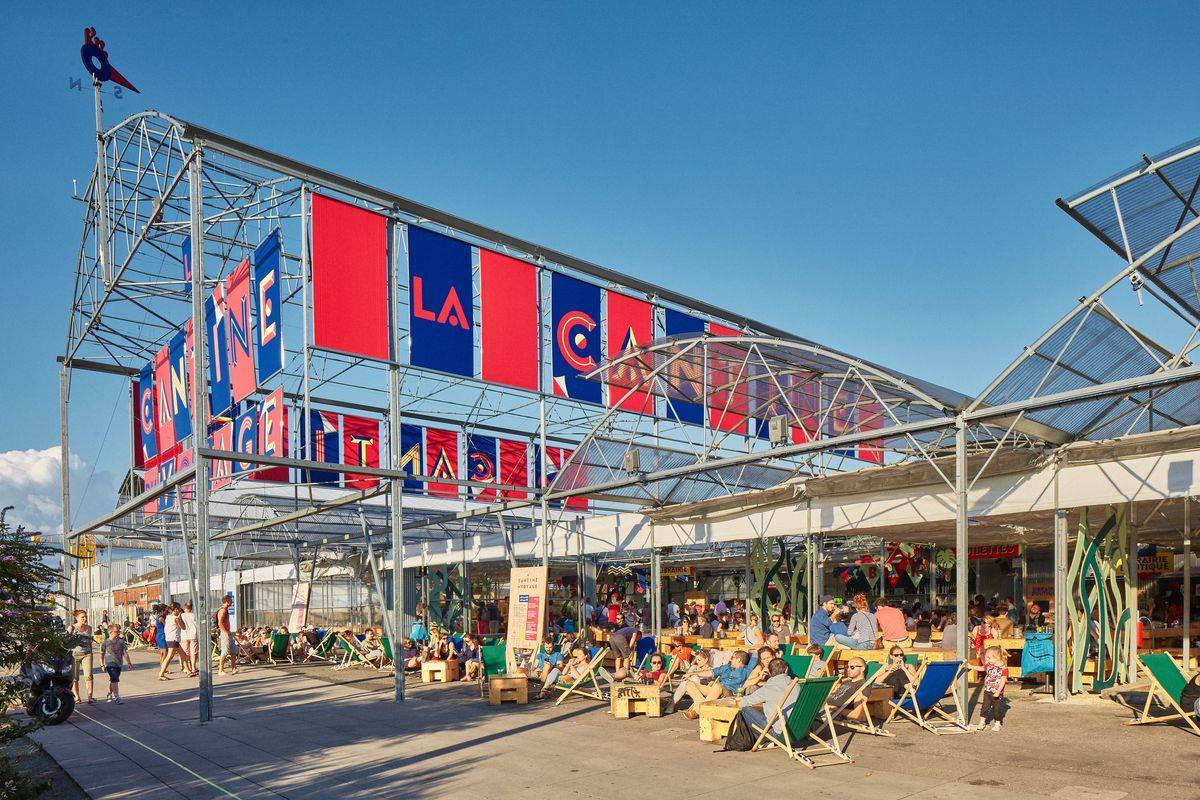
[
  {"left": 422, "top": 660, "right": 460, "bottom": 683},
  {"left": 488, "top": 675, "right": 530, "bottom": 705},
  {"left": 698, "top": 699, "right": 740, "bottom": 742},
  {"left": 611, "top": 683, "right": 668, "bottom": 719}
]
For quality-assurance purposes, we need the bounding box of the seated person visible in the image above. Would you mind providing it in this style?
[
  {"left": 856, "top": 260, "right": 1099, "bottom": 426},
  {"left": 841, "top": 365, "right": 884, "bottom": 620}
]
[
  {"left": 669, "top": 636, "right": 694, "bottom": 666},
  {"left": 672, "top": 648, "right": 713, "bottom": 706},
  {"left": 534, "top": 635, "right": 564, "bottom": 684},
  {"left": 400, "top": 638, "right": 422, "bottom": 671},
  {"left": 736, "top": 657, "right": 799, "bottom": 735},
  {"left": 1181, "top": 669, "right": 1200, "bottom": 719},
  {"left": 558, "top": 631, "right": 578, "bottom": 656},
  {"left": 457, "top": 635, "right": 482, "bottom": 681},
  {"left": 360, "top": 628, "right": 384, "bottom": 662},
  {"left": 764, "top": 632, "right": 783, "bottom": 654},
  {"left": 826, "top": 656, "right": 869, "bottom": 720},
  {"left": 539, "top": 645, "right": 592, "bottom": 699},
  {"left": 805, "top": 643, "right": 827, "bottom": 677},
  {"left": 911, "top": 613, "right": 934, "bottom": 649},
  {"left": 743, "top": 614, "right": 764, "bottom": 648},
  {"left": 680, "top": 650, "right": 752, "bottom": 719},
  {"left": 874, "top": 646, "right": 917, "bottom": 696},
  {"left": 743, "top": 646, "right": 777, "bottom": 690},
  {"left": 639, "top": 654, "right": 670, "bottom": 688}
]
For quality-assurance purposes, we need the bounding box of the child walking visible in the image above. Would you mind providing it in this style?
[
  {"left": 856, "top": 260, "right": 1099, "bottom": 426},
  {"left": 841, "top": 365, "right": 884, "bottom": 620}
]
[
  {"left": 967, "top": 645, "right": 1008, "bottom": 730},
  {"left": 102, "top": 624, "right": 134, "bottom": 704}
]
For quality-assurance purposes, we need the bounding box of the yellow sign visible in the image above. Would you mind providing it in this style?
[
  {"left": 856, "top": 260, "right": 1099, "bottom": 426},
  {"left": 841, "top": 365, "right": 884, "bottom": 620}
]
[
  {"left": 661, "top": 566, "right": 695, "bottom": 579},
  {"left": 1137, "top": 554, "right": 1172, "bottom": 575},
  {"left": 505, "top": 566, "right": 548, "bottom": 650}
]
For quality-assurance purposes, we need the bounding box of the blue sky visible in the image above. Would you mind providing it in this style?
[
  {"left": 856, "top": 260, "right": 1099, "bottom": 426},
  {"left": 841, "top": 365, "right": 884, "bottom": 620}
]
[{"left": 1, "top": 3, "right": 1198, "bottom": 532}]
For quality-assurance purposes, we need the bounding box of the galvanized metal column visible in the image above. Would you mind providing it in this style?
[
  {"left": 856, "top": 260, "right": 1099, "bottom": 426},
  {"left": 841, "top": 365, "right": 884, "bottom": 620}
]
[
  {"left": 388, "top": 217, "right": 406, "bottom": 702},
  {"left": 1126, "top": 504, "right": 1138, "bottom": 681},
  {"left": 744, "top": 541, "right": 752, "bottom": 612},
  {"left": 928, "top": 543, "right": 937, "bottom": 609},
  {"left": 188, "top": 150, "right": 214, "bottom": 724},
  {"left": 1053, "top": 469, "right": 1068, "bottom": 702},
  {"left": 650, "top": 547, "right": 661, "bottom": 645},
  {"left": 59, "top": 367, "right": 72, "bottom": 616},
  {"left": 954, "top": 420, "right": 969, "bottom": 708},
  {"left": 1184, "top": 496, "right": 1192, "bottom": 669}
]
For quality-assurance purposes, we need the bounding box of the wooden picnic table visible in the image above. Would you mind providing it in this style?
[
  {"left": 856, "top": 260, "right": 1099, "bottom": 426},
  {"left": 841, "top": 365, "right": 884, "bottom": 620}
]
[{"left": 1142, "top": 624, "right": 1200, "bottom": 646}]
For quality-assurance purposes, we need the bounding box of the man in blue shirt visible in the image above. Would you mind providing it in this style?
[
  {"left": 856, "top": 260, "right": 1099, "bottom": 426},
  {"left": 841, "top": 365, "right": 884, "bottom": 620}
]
[
  {"left": 533, "top": 635, "right": 563, "bottom": 686},
  {"left": 808, "top": 595, "right": 837, "bottom": 646},
  {"left": 680, "top": 650, "right": 752, "bottom": 718}
]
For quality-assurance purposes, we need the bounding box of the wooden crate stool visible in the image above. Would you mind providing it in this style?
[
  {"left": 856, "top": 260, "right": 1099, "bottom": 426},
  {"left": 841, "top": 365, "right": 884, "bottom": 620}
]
[
  {"left": 611, "top": 683, "right": 668, "bottom": 719},
  {"left": 698, "top": 699, "right": 740, "bottom": 742},
  {"left": 421, "top": 660, "right": 460, "bottom": 683},
  {"left": 488, "top": 675, "right": 530, "bottom": 705}
]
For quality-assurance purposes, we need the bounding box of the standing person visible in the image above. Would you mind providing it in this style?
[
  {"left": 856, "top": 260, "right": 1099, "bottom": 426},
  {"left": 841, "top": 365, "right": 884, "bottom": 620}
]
[
  {"left": 608, "top": 618, "right": 640, "bottom": 678},
  {"left": 967, "top": 646, "right": 1009, "bottom": 731},
  {"left": 153, "top": 604, "right": 168, "bottom": 670},
  {"left": 159, "top": 603, "right": 184, "bottom": 680},
  {"left": 68, "top": 610, "right": 95, "bottom": 704},
  {"left": 102, "top": 624, "right": 134, "bottom": 703},
  {"left": 216, "top": 594, "right": 238, "bottom": 676},
  {"left": 666, "top": 598, "right": 681, "bottom": 629},
  {"left": 180, "top": 601, "right": 198, "bottom": 677}
]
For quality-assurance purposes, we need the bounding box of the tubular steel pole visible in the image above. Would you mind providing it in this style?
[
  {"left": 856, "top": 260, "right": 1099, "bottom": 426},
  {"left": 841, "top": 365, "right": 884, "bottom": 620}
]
[
  {"left": 188, "top": 150, "right": 215, "bottom": 724},
  {"left": 1127, "top": 504, "right": 1138, "bottom": 681},
  {"left": 300, "top": 187, "right": 312, "bottom": 469},
  {"left": 1184, "top": 497, "right": 1192, "bottom": 669},
  {"left": 59, "top": 367, "right": 73, "bottom": 617},
  {"left": 388, "top": 216, "right": 406, "bottom": 702},
  {"left": 954, "top": 420, "right": 970, "bottom": 711},
  {"left": 92, "top": 77, "right": 111, "bottom": 284},
  {"left": 1053, "top": 468, "right": 1068, "bottom": 702}
]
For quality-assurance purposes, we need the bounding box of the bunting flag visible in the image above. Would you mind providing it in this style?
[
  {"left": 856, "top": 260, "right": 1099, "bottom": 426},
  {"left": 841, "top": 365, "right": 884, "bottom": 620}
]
[
  {"left": 234, "top": 403, "right": 259, "bottom": 476},
  {"left": 311, "top": 193, "right": 391, "bottom": 361},
  {"left": 142, "top": 455, "right": 160, "bottom": 514},
  {"left": 467, "top": 434, "right": 498, "bottom": 501},
  {"left": 205, "top": 278, "right": 232, "bottom": 419},
  {"left": 137, "top": 362, "right": 157, "bottom": 462},
  {"left": 425, "top": 428, "right": 459, "bottom": 497},
  {"left": 858, "top": 400, "right": 885, "bottom": 464},
  {"left": 256, "top": 388, "right": 289, "bottom": 482},
  {"left": 498, "top": 439, "right": 528, "bottom": 500},
  {"left": 605, "top": 291, "right": 655, "bottom": 414},
  {"left": 168, "top": 329, "right": 193, "bottom": 441},
  {"left": 226, "top": 258, "right": 257, "bottom": 404},
  {"left": 153, "top": 345, "right": 176, "bottom": 453},
  {"left": 251, "top": 229, "right": 284, "bottom": 385},
  {"left": 210, "top": 421, "right": 234, "bottom": 491},
  {"left": 551, "top": 273, "right": 602, "bottom": 404},
  {"left": 663, "top": 309, "right": 704, "bottom": 425},
  {"left": 400, "top": 424, "right": 424, "bottom": 492},
  {"left": 480, "top": 249, "right": 539, "bottom": 390},
  {"left": 303, "top": 409, "right": 341, "bottom": 485},
  {"left": 409, "top": 226, "right": 474, "bottom": 378},
  {"left": 342, "top": 415, "right": 381, "bottom": 490},
  {"left": 707, "top": 323, "right": 747, "bottom": 434}
]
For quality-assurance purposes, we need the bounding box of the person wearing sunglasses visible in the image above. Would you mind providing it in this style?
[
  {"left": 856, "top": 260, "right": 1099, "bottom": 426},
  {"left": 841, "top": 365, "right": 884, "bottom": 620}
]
[
  {"left": 875, "top": 647, "right": 917, "bottom": 698},
  {"left": 826, "top": 656, "right": 870, "bottom": 720},
  {"left": 639, "top": 654, "right": 669, "bottom": 688}
]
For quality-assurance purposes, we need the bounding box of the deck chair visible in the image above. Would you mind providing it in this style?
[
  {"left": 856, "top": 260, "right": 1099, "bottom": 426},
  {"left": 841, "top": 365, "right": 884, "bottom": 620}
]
[
  {"left": 782, "top": 654, "right": 814, "bottom": 680},
  {"left": 635, "top": 636, "right": 656, "bottom": 665},
  {"left": 884, "top": 660, "right": 971, "bottom": 734},
  {"left": 554, "top": 646, "right": 612, "bottom": 706},
  {"left": 267, "top": 632, "right": 293, "bottom": 665},
  {"left": 1125, "top": 652, "right": 1200, "bottom": 736},
  {"left": 334, "top": 633, "right": 386, "bottom": 671},
  {"left": 479, "top": 644, "right": 509, "bottom": 697},
  {"left": 304, "top": 630, "right": 340, "bottom": 663},
  {"left": 751, "top": 676, "right": 852, "bottom": 768},
  {"left": 635, "top": 652, "right": 677, "bottom": 687},
  {"left": 825, "top": 671, "right": 897, "bottom": 737}
]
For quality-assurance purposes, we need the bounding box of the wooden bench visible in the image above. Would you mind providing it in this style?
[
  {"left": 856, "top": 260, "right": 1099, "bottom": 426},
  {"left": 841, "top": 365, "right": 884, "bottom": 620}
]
[
  {"left": 488, "top": 675, "right": 530, "bottom": 705},
  {"left": 611, "top": 683, "right": 669, "bottom": 719},
  {"left": 698, "top": 699, "right": 740, "bottom": 742},
  {"left": 422, "top": 659, "right": 460, "bottom": 683}
]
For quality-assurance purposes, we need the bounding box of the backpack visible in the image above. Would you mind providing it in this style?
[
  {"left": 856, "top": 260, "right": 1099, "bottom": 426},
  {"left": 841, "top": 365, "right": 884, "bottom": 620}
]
[{"left": 721, "top": 710, "right": 758, "bottom": 752}]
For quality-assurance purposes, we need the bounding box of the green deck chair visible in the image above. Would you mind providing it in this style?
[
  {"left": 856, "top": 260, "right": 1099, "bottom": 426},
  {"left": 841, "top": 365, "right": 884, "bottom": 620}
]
[
  {"left": 267, "top": 632, "right": 292, "bottom": 665},
  {"left": 782, "top": 654, "right": 814, "bottom": 680},
  {"left": 752, "top": 676, "right": 852, "bottom": 768},
  {"left": 305, "top": 630, "right": 339, "bottom": 663},
  {"left": 1126, "top": 652, "right": 1200, "bottom": 736},
  {"left": 480, "top": 644, "right": 509, "bottom": 697}
]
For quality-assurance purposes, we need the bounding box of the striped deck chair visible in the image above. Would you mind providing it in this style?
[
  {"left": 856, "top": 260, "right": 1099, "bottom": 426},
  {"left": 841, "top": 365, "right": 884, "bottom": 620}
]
[
  {"left": 1125, "top": 652, "right": 1200, "bottom": 736},
  {"left": 554, "top": 646, "right": 611, "bottom": 706},
  {"left": 752, "top": 676, "right": 851, "bottom": 768},
  {"left": 884, "top": 660, "right": 971, "bottom": 734}
]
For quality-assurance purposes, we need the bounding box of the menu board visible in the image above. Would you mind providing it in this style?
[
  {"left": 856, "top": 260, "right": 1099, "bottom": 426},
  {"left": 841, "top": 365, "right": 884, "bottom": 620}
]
[{"left": 505, "top": 566, "right": 548, "bottom": 649}]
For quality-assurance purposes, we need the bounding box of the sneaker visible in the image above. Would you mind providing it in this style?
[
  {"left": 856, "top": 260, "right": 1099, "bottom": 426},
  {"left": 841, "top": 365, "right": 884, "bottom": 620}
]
[
  {"left": 991, "top": 721, "right": 1002, "bottom": 732},
  {"left": 113, "top": 698, "right": 123, "bottom": 705}
]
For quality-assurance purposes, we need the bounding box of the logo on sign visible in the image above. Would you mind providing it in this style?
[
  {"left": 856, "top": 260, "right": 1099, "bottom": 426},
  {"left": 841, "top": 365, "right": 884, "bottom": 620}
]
[
  {"left": 412, "top": 277, "right": 470, "bottom": 329},
  {"left": 556, "top": 311, "right": 597, "bottom": 371}
]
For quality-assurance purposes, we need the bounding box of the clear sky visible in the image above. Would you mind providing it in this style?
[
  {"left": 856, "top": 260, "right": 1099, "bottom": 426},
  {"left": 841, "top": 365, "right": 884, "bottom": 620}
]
[{"left": 2, "top": 3, "right": 1198, "bottom": 533}]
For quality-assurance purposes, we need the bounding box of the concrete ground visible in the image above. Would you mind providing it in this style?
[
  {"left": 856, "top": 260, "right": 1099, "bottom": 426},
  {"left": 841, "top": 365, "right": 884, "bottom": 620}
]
[{"left": 30, "top": 650, "right": 1200, "bottom": 800}]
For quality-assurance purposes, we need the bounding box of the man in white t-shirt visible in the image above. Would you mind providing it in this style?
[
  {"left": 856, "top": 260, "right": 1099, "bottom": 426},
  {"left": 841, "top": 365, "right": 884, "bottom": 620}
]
[{"left": 180, "top": 601, "right": 198, "bottom": 677}]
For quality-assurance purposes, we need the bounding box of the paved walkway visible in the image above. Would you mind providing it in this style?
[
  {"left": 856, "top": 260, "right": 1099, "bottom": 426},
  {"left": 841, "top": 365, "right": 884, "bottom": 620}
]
[{"left": 32, "top": 650, "right": 1200, "bottom": 800}]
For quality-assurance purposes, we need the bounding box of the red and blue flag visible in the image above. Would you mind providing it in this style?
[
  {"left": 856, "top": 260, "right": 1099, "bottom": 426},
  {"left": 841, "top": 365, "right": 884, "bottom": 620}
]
[
  {"left": 551, "top": 273, "right": 601, "bottom": 404},
  {"left": 409, "top": 226, "right": 474, "bottom": 378},
  {"left": 251, "top": 229, "right": 284, "bottom": 385}
]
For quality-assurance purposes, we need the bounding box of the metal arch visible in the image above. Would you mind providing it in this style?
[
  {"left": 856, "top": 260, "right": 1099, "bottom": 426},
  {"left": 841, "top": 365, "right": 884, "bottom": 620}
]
[
  {"left": 101, "top": 109, "right": 188, "bottom": 141},
  {"left": 586, "top": 333, "right": 961, "bottom": 415}
]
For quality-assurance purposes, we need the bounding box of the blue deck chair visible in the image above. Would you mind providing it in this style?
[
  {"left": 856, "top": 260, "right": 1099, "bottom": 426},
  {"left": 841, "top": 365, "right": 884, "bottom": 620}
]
[
  {"left": 884, "top": 660, "right": 972, "bottom": 734},
  {"left": 635, "top": 636, "right": 656, "bottom": 665}
]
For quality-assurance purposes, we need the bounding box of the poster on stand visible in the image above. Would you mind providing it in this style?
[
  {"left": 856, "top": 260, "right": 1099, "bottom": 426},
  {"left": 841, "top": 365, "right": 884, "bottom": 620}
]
[{"left": 505, "top": 566, "right": 548, "bottom": 652}]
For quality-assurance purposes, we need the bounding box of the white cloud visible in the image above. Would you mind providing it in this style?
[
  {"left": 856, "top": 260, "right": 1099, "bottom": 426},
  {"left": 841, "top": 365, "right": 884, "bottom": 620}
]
[{"left": 0, "top": 447, "right": 118, "bottom": 537}]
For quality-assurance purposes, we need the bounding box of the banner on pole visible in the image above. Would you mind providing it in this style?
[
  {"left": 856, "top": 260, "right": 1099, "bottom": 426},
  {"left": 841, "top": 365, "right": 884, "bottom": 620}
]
[
  {"left": 342, "top": 415, "right": 380, "bottom": 490},
  {"left": 605, "top": 291, "right": 655, "bottom": 414},
  {"left": 505, "top": 566, "right": 548, "bottom": 651},
  {"left": 288, "top": 581, "right": 312, "bottom": 630},
  {"left": 400, "top": 424, "right": 423, "bottom": 492},
  {"left": 251, "top": 229, "right": 284, "bottom": 386},
  {"left": 210, "top": 421, "right": 233, "bottom": 491},
  {"left": 137, "top": 362, "right": 157, "bottom": 462},
  {"left": 467, "top": 434, "right": 498, "bottom": 501},
  {"left": 205, "top": 279, "right": 232, "bottom": 418},
  {"left": 707, "top": 322, "right": 747, "bottom": 434},
  {"left": 426, "top": 428, "right": 459, "bottom": 497},
  {"left": 499, "top": 439, "right": 528, "bottom": 500},
  {"left": 256, "top": 387, "right": 288, "bottom": 482},
  {"left": 168, "top": 329, "right": 193, "bottom": 441},
  {"left": 303, "top": 409, "right": 341, "bottom": 486},
  {"left": 226, "top": 258, "right": 257, "bottom": 404},
  {"left": 663, "top": 309, "right": 705, "bottom": 425},
  {"left": 409, "top": 226, "right": 474, "bottom": 378},
  {"left": 234, "top": 403, "right": 259, "bottom": 477},
  {"left": 551, "top": 273, "right": 602, "bottom": 404},
  {"left": 153, "top": 345, "right": 176, "bottom": 453},
  {"left": 480, "top": 249, "right": 539, "bottom": 391},
  {"left": 311, "top": 193, "right": 391, "bottom": 361}
]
